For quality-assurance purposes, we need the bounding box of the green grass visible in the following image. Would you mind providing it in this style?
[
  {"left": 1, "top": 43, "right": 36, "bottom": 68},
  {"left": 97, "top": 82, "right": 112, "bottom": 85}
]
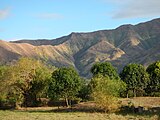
[{"left": 0, "top": 109, "right": 159, "bottom": 120}]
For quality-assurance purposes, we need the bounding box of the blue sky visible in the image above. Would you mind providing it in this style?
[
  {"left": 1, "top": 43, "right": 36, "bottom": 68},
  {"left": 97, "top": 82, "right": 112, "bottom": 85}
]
[{"left": 0, "top": 0, "right": 160, "bottom": 41}]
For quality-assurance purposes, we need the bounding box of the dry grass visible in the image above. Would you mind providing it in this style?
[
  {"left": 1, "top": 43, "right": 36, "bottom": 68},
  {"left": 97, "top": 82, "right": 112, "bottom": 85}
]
[
  {"left": 120, "top": 97, "right": 160, "bottom": 107},
  {"left": 0, "top": 110, "right": 159, "bottom": 120},
  {"left": 0, "top": 97, "right": 160, "bottom": 120}
]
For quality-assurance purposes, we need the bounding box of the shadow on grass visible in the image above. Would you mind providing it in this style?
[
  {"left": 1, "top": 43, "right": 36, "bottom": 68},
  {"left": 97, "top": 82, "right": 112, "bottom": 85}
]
[
  {"left": 15, "top": 102, "right": 104, "bottom": 113},
  {"left": 19, "top": 107, "right": 104, "bottom": 113},
  {"left": 3, "top": 105, "right": 160, "bottom": 120},
  {"left": 116, "top": 106, "right": 160, "bottom": 118},
  {"left": 50, "top": 107, "right": 104, "bottom": 113},
  {"left": 11, "top": 104, "right": 104, "bottom": 113}
]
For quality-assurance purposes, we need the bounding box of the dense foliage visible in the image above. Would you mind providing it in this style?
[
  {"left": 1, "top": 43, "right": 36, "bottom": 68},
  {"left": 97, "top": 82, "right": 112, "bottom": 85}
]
[
  {"left": 1, "top": 57, "right": 160, "bottom": 110},
  {"left": 91, "top": 62, "right": 120, "bottom": 80},
  {"left": 0, "top": 58, "right": 53, "bottom": 108},
  {"left": 76, "top": 78, "right": 91, "bottom": 101},
  {"left": 120, "top": 63, "right": 150, "bottom": 97},
  {"left": 89, "top": 74, "right": 126, "bottom": 112},
  {"left": 48, "top": 67, "right": 82, "bottom": 107},
  {"left": 146, "top": 61, "right": 160, "bottom": 96}
]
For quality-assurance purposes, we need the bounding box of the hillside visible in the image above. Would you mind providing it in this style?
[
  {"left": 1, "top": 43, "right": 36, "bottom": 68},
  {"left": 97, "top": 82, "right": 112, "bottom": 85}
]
[{"left": 1, "top": 18, "right": 160, "bottom": 77}]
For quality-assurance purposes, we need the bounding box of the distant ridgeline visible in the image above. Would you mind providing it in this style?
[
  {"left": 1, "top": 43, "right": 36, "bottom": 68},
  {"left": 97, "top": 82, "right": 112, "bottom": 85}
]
[{"left": 0, "top": 18, "right": 160, "bottom": 78}]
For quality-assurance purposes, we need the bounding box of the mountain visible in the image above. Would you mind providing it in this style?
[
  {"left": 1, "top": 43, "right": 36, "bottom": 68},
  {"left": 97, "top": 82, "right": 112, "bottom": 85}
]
[{"left": 1, "top": 18, "right": 160, "bottom": 78}]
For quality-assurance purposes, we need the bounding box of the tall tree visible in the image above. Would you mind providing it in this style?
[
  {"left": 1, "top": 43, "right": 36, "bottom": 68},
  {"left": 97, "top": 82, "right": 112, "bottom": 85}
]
[
  {"left": 91, "top": 62, "right": 120, "bottom": 80},
  {"left": 120, "top": 63, "right": 150, "bottom": 97},
  {"left": 48, "top": 67, "right": 82, "bottom": 107},
  {"left": 146, "top": 61, "right": 160, "bottom": 96},
  {"left": 9, "top": 57, "right": 53, "bottom": 107}
]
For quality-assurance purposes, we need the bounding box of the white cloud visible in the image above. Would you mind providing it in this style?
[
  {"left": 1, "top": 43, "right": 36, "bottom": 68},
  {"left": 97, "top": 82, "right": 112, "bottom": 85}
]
[
  {"left": 0, "top": 8, "right": 10, "bottom": 20},
  {"left": 110, "top": 0, "right": 160, "bottom": 19},
  {"left": 36, "top": 13, "right": 63, "bottom": 20}
]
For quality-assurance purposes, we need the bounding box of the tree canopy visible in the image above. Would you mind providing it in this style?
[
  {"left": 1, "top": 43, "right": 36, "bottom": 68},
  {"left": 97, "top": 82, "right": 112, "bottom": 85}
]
[
  {"left": 89, "top": 74, "right": 126, "bottom": 112},
  {"left": 48, "top": 67, "right": 82, "bottom": 107},
  {"left": 146, "top": 61, "right": 160, "bottom": 96},
  {"left": 120, "top": 63, "right": 150, "bottom": 97},
  {"left": 2, "top": 58, "right": 53, "bottom": 107},
  {"left": 91, "top": 62, "right": 120, "bottom": 80},
  {"left": 2, "top": 57, "right": 160, "bottom": 109},
  {"left": 0, "top": 65, "right": 9, "bottom": 90}
]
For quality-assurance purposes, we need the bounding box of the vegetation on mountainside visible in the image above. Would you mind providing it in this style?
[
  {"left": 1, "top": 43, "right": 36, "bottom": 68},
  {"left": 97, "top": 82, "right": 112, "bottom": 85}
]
[
  {"left": 2, "top": 18, "right": 160, "bottom": 78},
  {"left": 0, "top": 57, "right": 160, "bottom": 113}
]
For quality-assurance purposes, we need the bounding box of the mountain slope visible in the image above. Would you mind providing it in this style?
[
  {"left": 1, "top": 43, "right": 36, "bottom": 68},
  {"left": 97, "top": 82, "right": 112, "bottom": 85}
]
[
  {"left": 0, "top": 40, "right": 74, "bottom": 67},
  {"left": 1, "top": 18, "right": 160, "bottom": 77}
]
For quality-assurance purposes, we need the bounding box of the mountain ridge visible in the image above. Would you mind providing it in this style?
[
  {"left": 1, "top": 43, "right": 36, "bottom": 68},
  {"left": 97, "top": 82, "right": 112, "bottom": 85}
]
[{"left": 1, "top": 18, "right": 160, "bottom": 77}]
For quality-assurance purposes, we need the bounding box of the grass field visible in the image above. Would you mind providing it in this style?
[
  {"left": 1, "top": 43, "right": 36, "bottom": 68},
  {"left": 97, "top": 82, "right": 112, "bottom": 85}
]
[
  {"left": 0, "top": 110, "right": 159, "bottom": 120},
  {"left": 0, "top": 97, "right": 160, "bottom": 120}
]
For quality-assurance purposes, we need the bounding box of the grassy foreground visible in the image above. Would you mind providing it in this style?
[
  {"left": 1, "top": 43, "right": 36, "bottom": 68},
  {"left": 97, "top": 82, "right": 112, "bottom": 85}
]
[
  {"left": 0, "top": 110, "right": 159, "bottom": 120},
  {"left": 0, "top": 97, "right": 160, "bottom": 120},
  {"left": 0, "top": 109, "right": 159, "bottom": 120}
]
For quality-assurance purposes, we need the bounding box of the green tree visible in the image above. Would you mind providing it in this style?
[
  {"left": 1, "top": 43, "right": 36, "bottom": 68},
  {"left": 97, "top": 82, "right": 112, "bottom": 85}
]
[
  {"left": 77, "top": 78, "right": 91, "bottom": 101},
  {"left": 91, "top": 62, "right": 120, "bottom": 80},
  {"left": 0, "top": 66, "right": 9, "bottom": 107},
  {"left": 0, "top": 65, "right": 8, "bottom": 81},
  {"left": 0, "top": 65, "right": 9, "bottom": 91},
  {"left": 9, "top": 57, "right": 53, "bottom": 107},
  {"left": 146, "top": 61, "right": 160, "bottom": 96},
  {"left": 0, "top": 65, "right": 24, "bottom": 108},
  {"left": 120, "top": 63, "right": 150, "bottom": 97},
  {"left": 90, "top": 74, "right": 126, "bottom": 112},
  {"left": 48, "top": 67, "right": 82, "bottom": 107},
  {"left": 27, "top": 65, "right": 52, "bottom": 106}
]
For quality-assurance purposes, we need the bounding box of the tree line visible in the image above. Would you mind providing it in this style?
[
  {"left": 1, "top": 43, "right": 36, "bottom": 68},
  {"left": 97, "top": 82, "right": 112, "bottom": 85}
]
[{"left": 0, "top": 57, "right": 160, "bottom": 110}]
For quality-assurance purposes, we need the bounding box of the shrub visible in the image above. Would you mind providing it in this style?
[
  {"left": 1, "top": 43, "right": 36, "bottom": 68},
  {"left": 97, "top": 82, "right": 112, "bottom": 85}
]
[{"left": 90, "top": 74, "right": 126, "bottom": 112}]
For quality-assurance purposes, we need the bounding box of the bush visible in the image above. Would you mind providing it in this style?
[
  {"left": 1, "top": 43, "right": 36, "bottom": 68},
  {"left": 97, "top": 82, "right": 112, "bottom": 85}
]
[
  {"left": 90, "top": 74, "right": 126, "bottom": 112},
  {"left": 92, "top": 91, "right": 120, "bottom": 112}
]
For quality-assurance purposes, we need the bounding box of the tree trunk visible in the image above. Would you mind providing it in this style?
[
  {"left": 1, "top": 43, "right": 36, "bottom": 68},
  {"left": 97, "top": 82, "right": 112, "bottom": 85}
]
[
  {"left": 69, "top": 99, "right": 72, "bottom": 108},
  {"left": 65, "top": 98, "right": 69, "bottom": 107},
  {"left": 23, "top": 92, "right": 36, "bottom": 107},
  {"left": 133, "top": 89, "right": 136, "bottom": 97},
  {"left": 127, "top": 92, "right": 128, "bottom": 98},
  {"left": 15, "top": 102, "right": 20, "bottom": 109},
  {"left": 23, "top": 93, "right": 28, "bottom": 107}
]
